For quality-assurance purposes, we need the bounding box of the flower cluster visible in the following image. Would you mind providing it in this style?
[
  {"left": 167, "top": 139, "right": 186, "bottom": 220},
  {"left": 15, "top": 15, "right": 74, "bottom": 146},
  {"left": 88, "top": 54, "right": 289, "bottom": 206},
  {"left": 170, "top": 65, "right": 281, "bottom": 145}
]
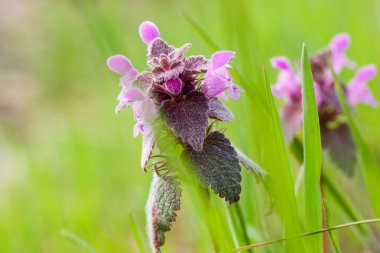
[
  {"left": 271, "top": 33, "right": 377, "bottom": 175},
  {"left": 107, "top": 21, "right": 263, "bottom": 253}
]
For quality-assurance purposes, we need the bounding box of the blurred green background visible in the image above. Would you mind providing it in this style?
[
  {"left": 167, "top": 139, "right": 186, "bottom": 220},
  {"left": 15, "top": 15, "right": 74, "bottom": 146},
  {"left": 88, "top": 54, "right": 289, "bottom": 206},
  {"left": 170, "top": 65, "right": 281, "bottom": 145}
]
[{"left": 1, "top": 0, "right": 380, "bottom": 252}]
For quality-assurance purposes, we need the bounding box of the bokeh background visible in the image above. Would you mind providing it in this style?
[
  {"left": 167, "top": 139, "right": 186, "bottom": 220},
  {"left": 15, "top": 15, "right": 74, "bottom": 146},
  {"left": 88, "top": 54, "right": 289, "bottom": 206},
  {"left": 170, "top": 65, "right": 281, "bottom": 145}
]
[{"left": 1, "top": 0, "right": 380, "bottom": 252}]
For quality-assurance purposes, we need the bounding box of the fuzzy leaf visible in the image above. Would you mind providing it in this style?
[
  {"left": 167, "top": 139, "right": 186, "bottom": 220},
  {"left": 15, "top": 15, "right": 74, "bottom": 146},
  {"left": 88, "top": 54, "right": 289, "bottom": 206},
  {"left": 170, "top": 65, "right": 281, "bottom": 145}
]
[
  {"left": 184, "top": 56, "right": 210, "bottom": 73},
  {"left": 321, "top": 123, "right": 356, "bottom": 176},
  {"left": 234, "top": 146, "right": 267, "bottom": 181},
  {"left": 161, "top": 91, "right": 209, "bottom": 151},
  {"left": 208, "top": 98, "right": 234, "bottom": 121},
  {"left": 148, "top": 38, "right": 174, "bottom": 59},
  {"left": 153, "top": 61, "right": 185, "bottom": 82},
  {"left": 183, "top": 131, "right": 242, "bottom": 203},
  {"left": 146, "top": 174, "right": 181, "bottom": 253},
  {"left": 169, "top": 43, "right": 191, "bottom": 60}
]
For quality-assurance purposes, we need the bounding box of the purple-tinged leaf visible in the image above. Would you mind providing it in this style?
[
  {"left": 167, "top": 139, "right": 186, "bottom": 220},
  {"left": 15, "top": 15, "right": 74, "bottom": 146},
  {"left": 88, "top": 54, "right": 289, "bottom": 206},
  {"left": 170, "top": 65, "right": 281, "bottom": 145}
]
[
  {"left": 134, "top": 71, "right": 153, "bottom": 91},
  {"left": 183, "top": 131, "right": 242, "bottom": 204},
  {"left": 161, "top": 91, "right": 209, "bottom": 151},
  {"left": 146, "top": 174, "right": 181, "bottom": 253},
  {"left": 148, "top": 38, "right": 174, "bottom": 59},
  {"left": 153, "top": 61, "right": 185, "bottom": 82},
  {"left": 184, "top": 56, "right": 210, "bottom": 73},
  {"left": 169, "top": 43, "right": 191, "bottom": 60},
  {"left": 321, "top": 123, "right": 357, "bottom": 177},
  {"left": 208, "top": 98, "right": 233, "bottom": 121}
]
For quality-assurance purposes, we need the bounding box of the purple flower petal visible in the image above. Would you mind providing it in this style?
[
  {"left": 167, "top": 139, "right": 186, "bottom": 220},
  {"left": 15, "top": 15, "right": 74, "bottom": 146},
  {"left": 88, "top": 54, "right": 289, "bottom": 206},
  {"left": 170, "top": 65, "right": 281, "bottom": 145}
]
[
  {"left": 211, "top": 51, "right": 235, "bottom": 69},
  {"left": 134, "top": 120, "right": 152, "bottom": 137},
  {"left": 107, "top": 55, "right": 139, "bottom": 76},
  {"left": 314, "top": 82, "right": 323, "bottom": 107},
  {"left": 218, "top": 92, "right": 229, "bottom": 101},
  {"left": 132, "top": 98, "right": 157, "bottom": 121},
  {"left": 139, "top": 21, "right": 160, "bottom": 45},
  {"left": 201, "top": 69, "right": 230, "bottom": 98},
  {"left": 115, "top": 88, "right": 145, "bottom": 113},
  {"left": 270, "top": 56, "right": 291, "bottom": 71},
  {"left": 165, "top": 78, "right": 183, "bottom": 96},
  {"left": 329, "top": 33, "right": 356, "bottom": 73},
  {"left": 141, "top": 133, "right": 155, "bottom": 171},
  {"left": 348, "top": 64, "right": 377, "bottom": 106},
  {"left": 271, "top": 62, "right": 300, "bottom": 100},
  {"left": 119, "top": 88, "right": 145, "bottom": 103},
  {"left": 330, "top": 33, "right": 351, "bottom": 53},
  {"left": 282, "top": 103, "right": 303, "bottom": 143},
  {"left": 120, "top": 75, "right": 136, "bottom": 89},
  {"left": 227, "top": 83, "right": 244, "bottom": 100}
]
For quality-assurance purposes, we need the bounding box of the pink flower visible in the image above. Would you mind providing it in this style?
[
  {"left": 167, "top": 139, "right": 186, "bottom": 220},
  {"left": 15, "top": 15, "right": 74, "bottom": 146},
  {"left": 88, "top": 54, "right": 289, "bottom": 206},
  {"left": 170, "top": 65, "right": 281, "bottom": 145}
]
[
  {"left": 107, "top": 54, "right": 157, "bottom": 135},
  {"left": 164, "top": 78, "right": 183, "bottom": 96},
  {"left": 134, "top": 120, "right": 153, "bottom": 137},
  {"left": 271, "top": 33, "right": 378, "bottom": 175},
  {"left": 202, "top": 51, "right": 243, "bottom": 99},
  {"left": 270, "top": 56, "right": 301, "bottom": 101},
  {"left": 115, "top": 87, "right": 145, "bottom": 113},
  {"left": 107, "top": 55, "right": 139, "bottom": 86},
  {"left": 329, "top": 33, "right": 356, "bottom": 73},
  {"left": 347, "top": 64, "right": 378, "bottom": 106}
]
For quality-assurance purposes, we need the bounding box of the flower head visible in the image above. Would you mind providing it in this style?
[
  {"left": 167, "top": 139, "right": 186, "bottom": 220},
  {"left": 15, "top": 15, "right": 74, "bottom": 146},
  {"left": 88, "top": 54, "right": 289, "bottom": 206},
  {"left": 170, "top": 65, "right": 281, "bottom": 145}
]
[{"left": 271, "top": 33, "right": 377, "bottom": 175}]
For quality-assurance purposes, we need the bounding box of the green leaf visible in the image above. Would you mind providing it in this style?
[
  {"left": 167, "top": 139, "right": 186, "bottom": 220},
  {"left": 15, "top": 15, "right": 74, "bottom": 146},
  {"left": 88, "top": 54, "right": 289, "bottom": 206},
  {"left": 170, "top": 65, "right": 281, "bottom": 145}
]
[
  {"left": 146, "top": 174, "right": 182, "bottom": 253},
  {"left": 263, "top": 69, "right": 305, "bottom": 252},
  {"left": 61, "top": 230, "right": 98, "bottom": 253},
  {"left": 301, "top": 44, "right": 323, "bottom": 253}
]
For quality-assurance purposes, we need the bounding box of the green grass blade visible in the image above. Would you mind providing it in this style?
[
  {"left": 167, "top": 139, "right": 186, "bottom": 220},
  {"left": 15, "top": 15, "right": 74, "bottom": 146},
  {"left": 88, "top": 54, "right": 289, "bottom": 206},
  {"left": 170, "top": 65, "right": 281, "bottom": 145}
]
[
  {"left": 264, "top": 69, "right": 305, "bottom": 253},
  {"left": 231, "top": 218, "right": 380, "bottom": 252},
  {"left": 324, "top": 200, "right": 341, "bottom": 253},
  {"left": 61, "top": 229, "right": 99, "bottom": 253},
  {"left": 183, "top": 13, "right": 219, "bottom": 51},
  {"left": 128, "top": 212, "right": 147, "bottom": 253},
  {"left": 301, "top": 44, "right": 322, "bottom": 253},
  {"left": 331, "top": 64, "right": 380, "bottom": 223}
]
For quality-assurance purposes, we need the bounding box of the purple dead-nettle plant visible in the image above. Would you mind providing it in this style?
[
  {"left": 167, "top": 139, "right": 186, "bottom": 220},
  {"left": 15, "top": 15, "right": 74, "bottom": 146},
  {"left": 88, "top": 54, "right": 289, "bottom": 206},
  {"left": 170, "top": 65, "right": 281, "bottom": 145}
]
[
  {"left": 107, "top": 21, "right": 265, "bottom": 252},
  {"left": 271, "top": 33, "right": 377, "bottom": 176}
]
